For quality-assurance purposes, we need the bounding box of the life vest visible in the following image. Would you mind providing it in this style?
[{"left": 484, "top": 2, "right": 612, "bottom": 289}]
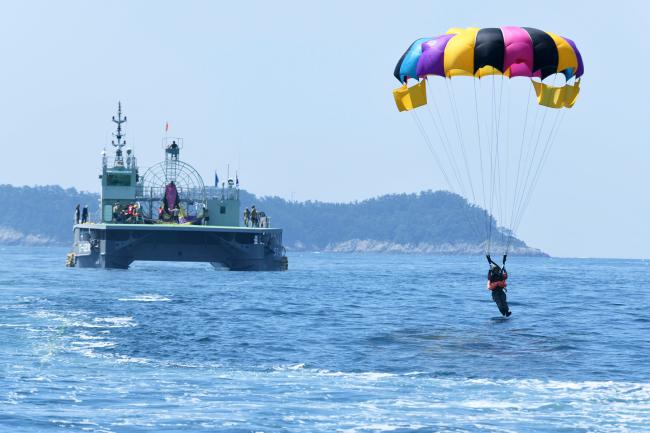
[{"left": 487, "top": 270, "right": 508, "bottom": 291}]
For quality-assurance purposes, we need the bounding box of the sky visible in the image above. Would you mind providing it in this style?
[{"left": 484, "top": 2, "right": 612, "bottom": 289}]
[{"left": 1, "top": 0, "right": 648, "bottom": 259}]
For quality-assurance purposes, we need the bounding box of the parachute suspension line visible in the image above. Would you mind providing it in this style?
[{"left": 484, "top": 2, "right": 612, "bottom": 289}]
[
  {"left": 506, "top": 83, "right": 538, "bottom": 253},
  {"left": 425, "top": 81, "right": 467, "bottom": 196},
  {"left": 507, "top": 74, "right": 559, "bottom": 252},
  {"left": 410, "top": 104, "right": 484, "bottom": 244},
  {"left": 480, "top": 77, "right": 494, "bottom": 254},
  {"left": 521, "top": 109, "right": 566, "bottom": 225},
  {"left": 472, "top": 78, "right": 490, "bottom": 253},
  {"left": 483, "top": 78, "right": 492, "bottom": 252},
  {"left": 510, "top": 103, "right": 549, "bottom": 248},
  {"left": 446, "top": 78, "right": 488, "bottom": 250},
  {"left": 493, "top": 75, "right": 507, "bottom": 252},
  {"left": 445, "top": 79, "right": 479, "bottom": 206},
  {"left": 481, "top": 77, "right": 497, "bottom": 253},
  {"left": 486, "top": 76, "right": 500, "bottom": 254},
  {"left": 490, "top": 76, "right": 499, "bottom": 253},
  {"left": 511, "top": 86, "right": 553, "bottom": 233},
  {"left": 505, "top": 83, "right": 533, "bottom": 253},
  {"left": 494, "top": 75, "right": 504, "bottom": 253},
  {"left": 512, "top": 110, "right": 562, "bottom": 234},
  {"left": 412, "top": 106, "right": 485, "bottom": 247},
  {"left": 502, "top": 78, "right": 513, "bottom": 253},
  {"left": 510, "top": 114, "right": 561, "bottom": 241},
  {"left": 512, "top": 109, "right": 566, "bottom": 237},
  {"left": 426, "top": 81, "right": 484, "bottom": 242},
  {"left": 409, "top": 110, "right": 454, "bottom": 191}
]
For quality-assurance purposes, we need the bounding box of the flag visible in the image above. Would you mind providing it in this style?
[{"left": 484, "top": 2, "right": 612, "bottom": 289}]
[
  {"left": 235, "top": 173, "right": 239, "bottom": 187},
  {"left": 165, "top": 121, "right": 169, "bottom": 132},
  {"left": 214, "top": 171, "right": 219, "bottom": 187}
]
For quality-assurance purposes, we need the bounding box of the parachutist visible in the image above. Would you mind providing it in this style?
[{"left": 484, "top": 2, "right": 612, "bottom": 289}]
[
  {"left": 487, "top": 255, "right": 511, "bottom": 317},
  {"left": 393, "top": 27, "right": 582, "bottom": 320}
]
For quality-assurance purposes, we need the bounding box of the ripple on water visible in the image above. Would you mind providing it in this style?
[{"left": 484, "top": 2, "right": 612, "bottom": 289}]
[{"left": 2, "top": 249, "right": 650, "bottom": 432}]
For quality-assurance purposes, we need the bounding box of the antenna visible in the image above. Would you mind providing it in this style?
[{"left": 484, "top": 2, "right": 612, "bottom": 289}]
[{"left": 111, "top": 102, "right": 127, "bottom": 166}]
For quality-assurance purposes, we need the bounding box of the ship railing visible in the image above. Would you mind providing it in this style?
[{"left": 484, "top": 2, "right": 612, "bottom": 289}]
[
  {"left": 244, "top": 216, "right": 271, "bottom": 228},
  {"left": 205, "top": 186, "right": 239, "bottom": 201}
]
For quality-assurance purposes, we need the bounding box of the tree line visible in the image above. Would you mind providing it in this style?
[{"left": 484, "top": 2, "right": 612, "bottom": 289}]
[{"left": 0, "top": 185, "right": 528, "bottom": 251}]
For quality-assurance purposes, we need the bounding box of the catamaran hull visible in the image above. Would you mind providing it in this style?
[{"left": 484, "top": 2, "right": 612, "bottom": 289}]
[{"left": 71, "top": 224, "right": 288, "bottom": 271}]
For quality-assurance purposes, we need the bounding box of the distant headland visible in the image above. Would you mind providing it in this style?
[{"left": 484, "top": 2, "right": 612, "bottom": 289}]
[{"left": 0, "top": 184, "right": 546, "bottom": 256}]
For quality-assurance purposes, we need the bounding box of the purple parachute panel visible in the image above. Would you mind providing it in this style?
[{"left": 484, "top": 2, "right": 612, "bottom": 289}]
[{"left": 416, "top": 34, "right": 455, "bottom": 78}]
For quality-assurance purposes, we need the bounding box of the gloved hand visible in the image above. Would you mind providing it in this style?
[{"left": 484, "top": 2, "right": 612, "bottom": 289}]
[
  {"left": 486, "top": 254, "right": 492, "bottom": 263},
  {"left": 502, "top": 254, "right": 507, "bottom": 264}
]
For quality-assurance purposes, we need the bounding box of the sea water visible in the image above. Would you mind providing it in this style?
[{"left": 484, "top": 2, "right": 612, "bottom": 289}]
[{"left": 1, "top": 246, "right": 649, "bottom": 432}]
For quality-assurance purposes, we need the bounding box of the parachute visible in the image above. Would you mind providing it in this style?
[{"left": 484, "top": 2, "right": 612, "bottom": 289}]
[{"left": 393, "top": 27, "right": 583, "bottom": 255}]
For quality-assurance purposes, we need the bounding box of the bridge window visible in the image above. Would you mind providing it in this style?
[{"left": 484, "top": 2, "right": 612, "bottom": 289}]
[{"left": 106, "top": 172, "right": 131, "bottom": 186}]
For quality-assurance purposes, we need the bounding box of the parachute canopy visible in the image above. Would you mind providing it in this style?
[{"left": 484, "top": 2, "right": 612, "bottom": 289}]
[
  {"left": 393, "top": 27, "right": 583, "bottom": 110},
  {"left": 392, "top": 26, "right": 584, "bottom": 255}
]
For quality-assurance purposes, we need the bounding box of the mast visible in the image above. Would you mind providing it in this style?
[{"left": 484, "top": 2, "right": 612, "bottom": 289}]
[{"left": 111, "top": 102, "right": 127, "bottom": 166}]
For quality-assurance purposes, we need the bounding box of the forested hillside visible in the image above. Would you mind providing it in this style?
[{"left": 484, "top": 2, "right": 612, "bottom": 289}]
[{"left": 0, "top": 185, "right": 542, "bottom": 255}]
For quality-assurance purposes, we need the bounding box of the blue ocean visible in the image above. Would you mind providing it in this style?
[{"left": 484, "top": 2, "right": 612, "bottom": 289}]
[{"left": 1, "top": 246, "right": 649, "bottom": 432}]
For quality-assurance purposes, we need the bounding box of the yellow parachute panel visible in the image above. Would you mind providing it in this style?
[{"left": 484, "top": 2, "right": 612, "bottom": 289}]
[
  {"left": 443, "top": 28, "right": 480, "bottom": 77},
  {"left": 532, "top": 79, "right": 580, "bottom": 109},
  {"left": 563, "top": 79, "right": 581, "bottom": 108},
  {"left": 393, "top": 80, "right": 427, "bottom": 112},
  {"left": 475, "top": 65, "right": 504, "bottom": 78}
]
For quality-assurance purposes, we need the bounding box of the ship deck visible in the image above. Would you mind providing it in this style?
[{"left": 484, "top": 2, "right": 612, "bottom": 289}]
[{"left": 75, "top": 223, "right": 282, "bottom": 234}]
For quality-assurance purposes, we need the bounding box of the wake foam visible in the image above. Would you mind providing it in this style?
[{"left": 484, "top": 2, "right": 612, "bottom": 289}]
[{"left": 117, "top": 294, "right": 171, "bottom": 302}]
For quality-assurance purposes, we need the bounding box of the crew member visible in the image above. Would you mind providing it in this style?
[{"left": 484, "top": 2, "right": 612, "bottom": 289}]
[
  {"left": 202, "top": 204, "right": 210, "bottom": 225},
  {"left": 81, "top": 205, "right": 89, "bottom": 224},
  {"left": 112, "top": 202, "right": 121, "bottom": 222},
  {"left": 132, "top": 203, "right": 141, "bottom": 222},
  {"left": 126, "top": 203, "right": 135, "bottom": 223},
  {"left": 74, "top": 204, "right": 81, "bottom": 224},
  {"left": 251, "top": 205, "right": 258, "bottom": 227},
  {"left": 243, "top": 207, "right": 250, "bottom": 227},
  {"left": 486, "top": 254, "right": 511, "bottom": 317}
]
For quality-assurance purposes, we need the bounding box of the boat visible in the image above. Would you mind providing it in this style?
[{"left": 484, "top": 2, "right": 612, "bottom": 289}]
[{"left": 69, "top": 103, "right": 288, "bottom": 271}]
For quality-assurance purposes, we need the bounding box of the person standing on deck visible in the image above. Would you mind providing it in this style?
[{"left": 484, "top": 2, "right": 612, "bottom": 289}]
[
  {"left": 112, "top": 202, "right": 121, "bottom": 222},
  {"left": 244, "top": 207, "right": 250, "bottom": 227},
  {"left": 251, "top": 206, "right": 258, "bottom": 228},
  {"left": 81, "top": 205, "right": 89, "bottom": 224},
  {"left": 202, "top": 204, "right": 210, "bottom": 226},
  {"left": 74, "top": 204, "right": 80, "bottom": 224}
]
